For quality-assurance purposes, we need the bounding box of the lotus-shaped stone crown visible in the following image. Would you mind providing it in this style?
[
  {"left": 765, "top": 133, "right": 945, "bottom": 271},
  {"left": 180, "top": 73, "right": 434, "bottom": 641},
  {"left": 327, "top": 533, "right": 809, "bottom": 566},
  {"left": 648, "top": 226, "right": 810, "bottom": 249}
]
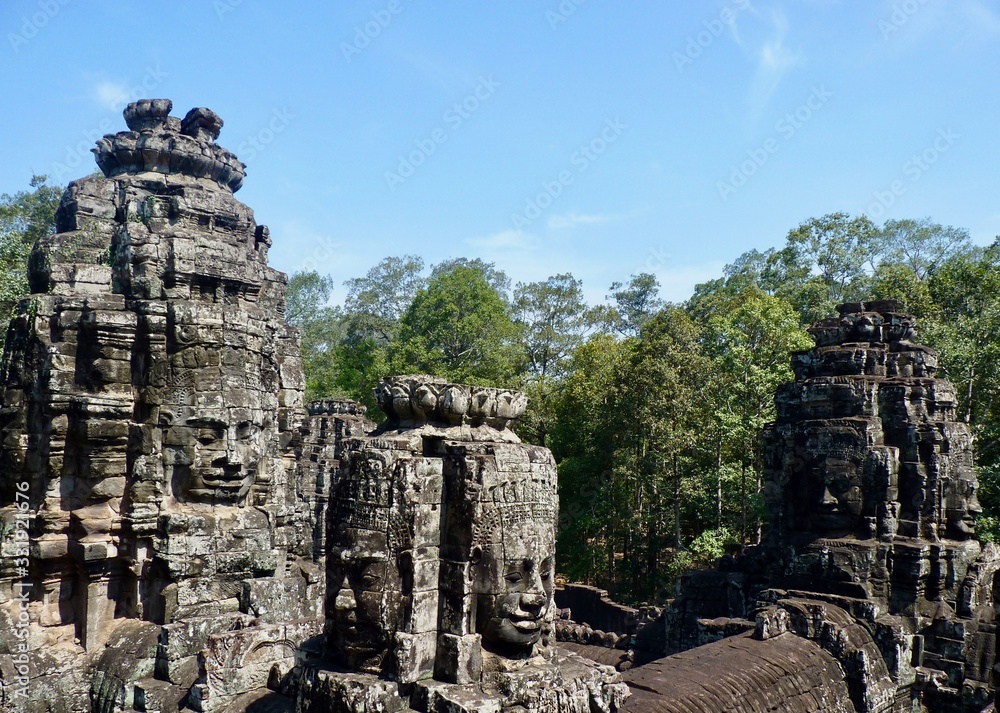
[
  {"left": 375, "top": 375, "right": 527, "bottom": 429},
  {"left": 92, "top": 98, "right": 246, "bottom": 192}
]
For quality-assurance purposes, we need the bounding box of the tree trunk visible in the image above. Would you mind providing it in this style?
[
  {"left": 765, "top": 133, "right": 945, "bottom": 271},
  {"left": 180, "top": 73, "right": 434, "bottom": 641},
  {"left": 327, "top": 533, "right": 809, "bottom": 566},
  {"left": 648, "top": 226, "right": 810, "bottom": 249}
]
[
  {"left": 716, "top": 439, "right": 723, "bottom": 529},
  {"left": 607, "top": 523, "right": 616, "bottom": 598},
  {"left": 740, "top": 461, "right": 747, "bottom": 544},
  {"left": 965, "top": 366, "right": 975, "bottom": 423},
  {"left": 754, "top": 445, "right": 763, "bottom": 544},
  {"left": 673, "top": 453, "right": 681, "bottom": 550}
]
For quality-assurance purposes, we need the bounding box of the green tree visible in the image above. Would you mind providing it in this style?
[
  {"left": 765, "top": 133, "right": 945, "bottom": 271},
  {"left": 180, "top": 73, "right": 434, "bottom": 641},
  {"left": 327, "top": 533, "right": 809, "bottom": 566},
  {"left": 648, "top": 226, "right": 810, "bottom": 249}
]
[
  {"left": 512, "top": 273, "right": 598, "bottom": 445},
  {"left": 879, "top": 218, "right": 971, "bottom": 280},
  {"left": 431, "top": 257, "right": 511, "bottom": 298},
  {"left": 924, "top": 245, "right": 1000, "bottom": 441},
  {"left": 691, "top": 213, "right": 886, "bottom": 326},
  {"left": 0, "top": 176, "right": 62, "bottom": 349},
  {"left": 700, "top": 289, "right": 811, "bottom": 542},
  {"left": 550, "top": 334, "right": 633, "bottom": 591},
  {"left": 343, "top": 255, "right": 425, "bottom": 344},
  {"left": 783, "top": 212, "right": 881, "bottom": 321},
  {"left": 869, "top": 263, "right": 934, "bottom": 317},
  {"left": 286, "top": 271, "right": 345, "bottom": 401},
  {"left": 338, "top": 255, "right": 425, "bottom": 410},
  {"left": 589, "top": 306, "right": 711, "bottom": 600},
  {"left": 392, "top": 264, "right": 521, "bottom": 385},
  {"left": 603, "top": 272, "right": 665, "bottom": 337}
]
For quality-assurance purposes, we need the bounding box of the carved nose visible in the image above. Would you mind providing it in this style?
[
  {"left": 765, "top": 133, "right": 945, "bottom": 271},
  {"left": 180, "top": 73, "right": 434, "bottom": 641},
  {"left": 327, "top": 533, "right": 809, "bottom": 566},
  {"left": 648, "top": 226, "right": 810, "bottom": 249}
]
[
  {"left": 819, "top": 486, "right": 838, "bottom": 507},
  {"left": 335, "top": 582, "right": 356, "bottom": 611},
  {"left": 520, "top": 591, "right": 546, "bottom": 615}
]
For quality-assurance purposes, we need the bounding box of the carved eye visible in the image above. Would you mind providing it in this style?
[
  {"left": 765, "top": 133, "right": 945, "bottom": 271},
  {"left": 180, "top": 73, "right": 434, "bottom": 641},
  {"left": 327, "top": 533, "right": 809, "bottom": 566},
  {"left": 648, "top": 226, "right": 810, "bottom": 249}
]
[
  {"left": 505, "top": 572, "right": 523, "bottom": 585},
  {"left": 540, "top": 558, "right": 553, "bottom": 581}
]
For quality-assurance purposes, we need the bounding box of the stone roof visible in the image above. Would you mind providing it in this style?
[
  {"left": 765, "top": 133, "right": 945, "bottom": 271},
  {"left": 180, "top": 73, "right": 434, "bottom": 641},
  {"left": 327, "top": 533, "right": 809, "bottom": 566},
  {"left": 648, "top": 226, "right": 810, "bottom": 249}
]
[{"left": 623, "top": 632, "right": 858, "bottom": 713}]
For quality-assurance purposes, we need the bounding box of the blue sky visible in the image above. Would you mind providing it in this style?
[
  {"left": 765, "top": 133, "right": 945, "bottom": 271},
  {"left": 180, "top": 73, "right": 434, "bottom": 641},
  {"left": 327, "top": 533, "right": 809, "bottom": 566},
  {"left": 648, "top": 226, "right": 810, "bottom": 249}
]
[{"left": 2, "top": 0, "right": 999, "bottom": 305}]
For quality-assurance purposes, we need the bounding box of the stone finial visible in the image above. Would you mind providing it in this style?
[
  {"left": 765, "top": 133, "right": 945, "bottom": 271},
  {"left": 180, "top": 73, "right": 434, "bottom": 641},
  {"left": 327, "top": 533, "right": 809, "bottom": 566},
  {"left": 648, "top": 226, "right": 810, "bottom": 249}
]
[
  {"left": 123, "top": 98, "right": 173, "bottom": 131},
  {"left": 808, "top": 301, "right": 916, "bottom": 348},
  {"left": 181, "top": 107, "right": 224, "bottom": 141}
]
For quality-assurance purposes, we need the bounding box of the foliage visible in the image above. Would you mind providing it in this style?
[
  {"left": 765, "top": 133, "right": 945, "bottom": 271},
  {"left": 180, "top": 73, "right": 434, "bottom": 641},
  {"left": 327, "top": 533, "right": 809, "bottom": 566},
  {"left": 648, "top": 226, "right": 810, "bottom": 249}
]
[
  {"left": 343, "top": 254, "right": 425, "bottom": 345},
  {"left": 689, "top": 527, "right": 736, "bottom": 567},
  {"left": 0, "top": 176, "right": 62, "bottom": 351},
  {"left": 336, "top": 255, "right": 425, "bottom": 413},
  {"left": 286, "top": 271, "right": 345, "bottom": 401},
  {"left": 392, "top": 264, "right": 521, "bottom": 386},
  {"left": 275, "top": 212, "right": 1000, "bottom": 596},
  {"left": 430, "top": 257, "right": 511, "bottom": 298},
  {"left": 602, "top": 272, "right": 665, "bottom": 337},
  {"left": 512, "top": 273, "right": 600, "bottom": 445}
]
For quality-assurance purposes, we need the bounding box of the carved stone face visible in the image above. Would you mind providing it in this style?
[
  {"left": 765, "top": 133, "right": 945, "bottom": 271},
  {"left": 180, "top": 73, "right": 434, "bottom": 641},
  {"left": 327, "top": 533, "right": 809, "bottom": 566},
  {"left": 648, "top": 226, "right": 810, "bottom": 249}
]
[
  {"left": 328, "top": 527, "right": 407, "bottom": 674},
  {"left": 474, "top": 528, "right": 554, "bottom": 655},
  {"left": 806, "top": 457, "right": 864, "bottom": 533},
  {"left": 165, "top": 411, "right": 263, "bottom": 504},
  {"left": 944, "top": 472, "right": 981, "bottom": 539},
  {"left": 788, "top": 424, "right": 869, "bottom": 536}
]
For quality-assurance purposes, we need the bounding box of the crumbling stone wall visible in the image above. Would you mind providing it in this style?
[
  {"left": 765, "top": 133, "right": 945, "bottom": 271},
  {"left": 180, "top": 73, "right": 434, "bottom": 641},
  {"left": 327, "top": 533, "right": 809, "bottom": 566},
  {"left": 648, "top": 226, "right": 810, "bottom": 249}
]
[{"left": 554, "top": 583, "right": 639, "bottom": 635}]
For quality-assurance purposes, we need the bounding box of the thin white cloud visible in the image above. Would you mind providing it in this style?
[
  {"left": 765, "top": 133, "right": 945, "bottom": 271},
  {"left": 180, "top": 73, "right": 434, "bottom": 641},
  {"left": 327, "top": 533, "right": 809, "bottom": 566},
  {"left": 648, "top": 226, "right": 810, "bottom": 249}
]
[
  {"left": 959, "top": 0, "right": 1000, "bottom": 38},
  {"left": 748, "top": 10, "right": 804, "bottom": 118},
  {"left": 95, "top": 81, "right": 129, "bottom": 111},
  {"left": 547, "top": 212, "right": 616, "bottom": 230},
  {"left": 466, "top": 229, "right": 534, "bottom": 250}
]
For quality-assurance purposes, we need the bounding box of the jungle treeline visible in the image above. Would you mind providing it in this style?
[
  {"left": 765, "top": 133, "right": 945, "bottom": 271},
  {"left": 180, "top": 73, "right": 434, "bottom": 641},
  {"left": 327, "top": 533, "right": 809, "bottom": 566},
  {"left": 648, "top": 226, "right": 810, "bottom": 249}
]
[{"left": 4, "top": 179, "right": 1000, "bottom": 604}]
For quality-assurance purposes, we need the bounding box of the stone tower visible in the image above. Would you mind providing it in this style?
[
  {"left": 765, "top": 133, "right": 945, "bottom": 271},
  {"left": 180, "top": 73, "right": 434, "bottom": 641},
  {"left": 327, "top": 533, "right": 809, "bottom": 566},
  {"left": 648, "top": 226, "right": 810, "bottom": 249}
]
[
  {"left": 299, "top": 375, "right": 629, "bottom": 713},
  {"left": 631, "top": 301, "right": 1000, "bottom": 713},
  {"left": 0, "top": 99, "right": 324, "bottom": 710}
]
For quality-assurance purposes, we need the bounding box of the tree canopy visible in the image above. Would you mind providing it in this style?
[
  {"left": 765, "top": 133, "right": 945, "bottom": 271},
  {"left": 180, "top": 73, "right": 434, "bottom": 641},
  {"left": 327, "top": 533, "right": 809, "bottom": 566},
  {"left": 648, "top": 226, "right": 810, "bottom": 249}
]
[{"left": 7, "top": 180, "right": 1000, "bottom": 603}]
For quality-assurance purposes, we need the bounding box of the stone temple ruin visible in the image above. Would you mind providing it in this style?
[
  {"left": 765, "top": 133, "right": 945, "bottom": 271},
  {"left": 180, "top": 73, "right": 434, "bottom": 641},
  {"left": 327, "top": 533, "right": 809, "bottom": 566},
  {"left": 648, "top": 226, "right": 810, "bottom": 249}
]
[
  {"left": 625, "top": 301, "right": 1000, "bottom": 712},
  {"left": 0, "top": 100, "right": 999, "bottom": 712},
  {"left": 0, "top": 100, "right": 626, "bottom": 712}
]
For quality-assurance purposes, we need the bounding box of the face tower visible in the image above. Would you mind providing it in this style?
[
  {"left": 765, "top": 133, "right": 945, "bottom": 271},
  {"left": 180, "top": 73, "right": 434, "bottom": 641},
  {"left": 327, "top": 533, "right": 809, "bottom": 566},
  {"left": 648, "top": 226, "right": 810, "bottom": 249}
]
[
  {"left": 303, "top": 375, "right": 628, "bottom": 713},
  {"left": 0, "top": 100, "right": 322, "bottom": 709}
]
